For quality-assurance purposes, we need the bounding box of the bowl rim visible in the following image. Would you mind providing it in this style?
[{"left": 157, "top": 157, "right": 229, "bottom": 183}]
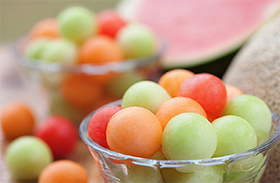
[
  {"left": 12, "top": 37, "right": 167, "bottom": 74},
  {"left": 79, "top": 99, "right": 280, "bottom": 167}
]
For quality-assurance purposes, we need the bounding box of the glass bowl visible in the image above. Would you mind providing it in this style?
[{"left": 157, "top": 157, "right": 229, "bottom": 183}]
[
  {"left": 12, "top": 38, "right": 166, "bottom": 125},
  {"left": 80, "top": 100, "right": 280, "bottom": 183}
]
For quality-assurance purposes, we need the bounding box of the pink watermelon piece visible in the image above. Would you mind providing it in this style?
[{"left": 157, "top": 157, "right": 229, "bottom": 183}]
[{"left": 117, "top": 0, "right": 280, "bottom": 68}]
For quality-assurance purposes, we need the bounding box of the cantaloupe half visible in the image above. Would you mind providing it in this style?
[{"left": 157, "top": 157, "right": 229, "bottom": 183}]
[
  {"left": 223, "top": 14, "right": 280, "bottom": 182},
  {"left": 117, "top": 0, "right": 280, "bottom": 69}
]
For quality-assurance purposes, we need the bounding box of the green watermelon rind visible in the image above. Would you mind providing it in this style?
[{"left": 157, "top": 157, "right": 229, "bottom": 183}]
[{"left": 116, "top": 0, "right": 280, "bottom": 69}]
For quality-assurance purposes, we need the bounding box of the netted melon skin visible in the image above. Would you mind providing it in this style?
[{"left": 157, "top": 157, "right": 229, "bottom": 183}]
[{"left": 223, "top": 14, "right": 280, "bottom": 183}]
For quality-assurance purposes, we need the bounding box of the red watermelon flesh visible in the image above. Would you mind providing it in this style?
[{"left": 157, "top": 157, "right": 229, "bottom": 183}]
[{"left": 117, "top": 0, "right": 280, "bottom": 68}]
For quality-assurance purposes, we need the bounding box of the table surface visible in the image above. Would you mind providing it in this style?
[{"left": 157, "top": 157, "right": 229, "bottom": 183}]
[{"left": 0, "top": 44, "right": 103, "bottom": 183}]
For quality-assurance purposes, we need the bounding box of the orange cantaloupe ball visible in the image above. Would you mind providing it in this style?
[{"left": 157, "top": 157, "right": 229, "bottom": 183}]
[
  {"left": 158, "top": 69, "right": 194, "bottom": 97},
  {"left": 78, "top": 35, "right": 123, "bottom": 65},
  {"left": 29, "top": 18, "right": 60, "bottom": 40},
  {"left": 106, "top": 106, "right": 162, "bottom": 158},
  {"left": 60, "top": 74, "right": 103, "bottom": 108},
  {"left": 38, "top": 160, "right": 87, "bottom": 183},
  {"left": 225, "top": 84, "right": 244, "bottom": 102},
  {"left": 1, "top": 101, "right": 35, "bottom": 140},
  {"left": 156, "top": 97, "right": 207, "bottom": 130}
]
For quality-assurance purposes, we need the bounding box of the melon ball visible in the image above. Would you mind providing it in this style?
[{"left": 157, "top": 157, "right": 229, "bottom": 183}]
[
  {"left": 162, "top": 113, "right": 217, "bottom": 160},
  {"left": 96, "top": 9, "right": 127, "bottom": 38},
  {"left": 117, "top": 23, "right": 156, "bottom": 59},
  {"left": 225, "top": 84, "right": 244, "bottom": 102},
  {"left": 34, "top": 115, "right": 78, "bottom": 159},
  {"left": 88, "top": 106, "right": 123, "bottom": 148},
  {"left": 158, "top": 69, "right": 194, "bottom": 98},
  {"left": 121, "top": 81, "right": 171, "bottom": 113},
  {"left": 1, "top": 101, "right": 35, "bottom": 140},
  {"left": 24, "top": 38, "right": 51, "bottom": 60},
  {"left": 161, "top": 165, "right": 225, "bottom": 183},
  {"left": 177, "top": 73, "right": 227, "bottom": 120},
  {"left": 41, "top": 39, "right": 78, "bottom": 66},
  {"left": 223, "top": 170, "right": 248, "bottom": 183},
  {"left": 156, "top": 97, "right": 207, "bottom": 130},
  {"left": 59, "top": 74, "right": 103, "bottom": 108},
  {"left": 58, "top": 6, "right": 96, "bottom": 42},
  {"left": 106, "top": 106, "right": 162, "bottom": 158},
  {"left": 38, "top": 160, "right": 88, "bottom": 183},
  {"left": 29, "top": 18, "right": 60, "bottom": 40},
  {"left": 252, "top": 155, "right": 267, "bottom": 182},
  {"left": 223, "top": 155, "right": 265, "bottom": 183},
  {"left": 112, "top": 164, "right": 163, "bottom": 183},
  {"left": 5, "top": 136, "right": 53, "bottom": 181},
  {"left": 212, "top": 115, "right": 257, "bottom": 157},
  {"left": 222, "top": 95, "right": 272, "bottom": 145},
  {"left": 78, "top": 35, "right": 123, "bottom": 65},
  {"left": 227, "top": 154, "right": 263, "bottom": 172}
]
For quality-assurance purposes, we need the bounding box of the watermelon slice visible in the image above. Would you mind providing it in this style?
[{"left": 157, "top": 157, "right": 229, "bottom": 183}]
[{"left": 117, "top": 0, "right": 280, "bottom": 69}]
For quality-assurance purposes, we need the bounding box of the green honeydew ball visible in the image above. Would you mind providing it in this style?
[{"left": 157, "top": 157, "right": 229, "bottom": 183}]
[
  {"left": 121, "top": 81, "right": 171, "bottom": 113},
  {"left": 123, "top": 165, "right": 164, "bottom": 183},
  {"left": 212, "top": 115, "right": 257, "bottom": 157},
  {"left": 117, "top": 23, "right": 156, "bottom": 59},
  {"left": 222, "top": 95, "right": 272, "bottom": 145},
  {"left": 5, "top": 136, "right": 53, "bottom": 181},
  {"left": 224, "top": 154, "right": 267, "bottom": 182},
  {"left": 58, "top": 6, "right": 96, "bottom": 42},
  {"left": 24, "top": 38, "right": 51, "bottom": 60},
  {"left": 162, "top": 113, "right": 217, "bottom": 161},
  {"left": 41, "top": 38, "right": 78, "bottom": 66},
  {"left": 109, "top": 160, "right": 163, "bottom": 183},
  {"left": 226, "top": 154, "right": 263, "bottom": 172},
  {"left": 161, "top": 165, "right": 224, "bottom": 183}
]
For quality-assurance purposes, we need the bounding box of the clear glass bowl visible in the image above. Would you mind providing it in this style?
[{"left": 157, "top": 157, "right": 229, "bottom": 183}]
[
  {"left": 80, "top": 100, "right": 280, "bottom": 183},
  {"left": 12, "top": 38, "right": 166, "bottom": 124}
]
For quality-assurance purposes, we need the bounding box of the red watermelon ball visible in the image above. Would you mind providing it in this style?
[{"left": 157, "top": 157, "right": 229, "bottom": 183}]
[
  {"left": 34, "top": 115, "right": 78, "bottom": 159},
  {"left": 178, "top": 73, "right": 227, "bottom": 120},
  {"left": 88, "top": 106, "right": 123, "bottom": 148},
  {"left": 96, "top": 10, "right": 127, "bottom": 38}
]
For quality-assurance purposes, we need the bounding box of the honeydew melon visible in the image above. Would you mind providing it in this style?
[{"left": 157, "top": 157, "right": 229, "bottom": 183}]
[
  {"left": 223, "top": 13, "right": 280, "bottom": 182},
  {"left": 117, "top": 0, "right": 280, "bottom": 69}
]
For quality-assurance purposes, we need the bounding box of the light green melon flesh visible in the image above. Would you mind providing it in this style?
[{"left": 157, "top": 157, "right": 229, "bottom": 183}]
[
  {"left": 117, "top": 0, "right": 280, "bottom": 68},
  {"left": 121, "top": 81, "right": 171, "bottom": 113},
  {"left": 5, "top": 136, "right": 53, "bottom": 181},
  {"left": 24, "top": 38, "right": 51, "bottom": 60},
  {"left": 223, "top": 14, "right": 280, "bottom": 182},
  {"left": 162, "top": 113, "right": 217, "bottom": 161},
  {"left": 111, "top": 164, "right": 164, "bottom": 183},
  {"left": 161, "top": 165, "right": 224, "bottom": 183},
  {"left": 222, "top": 95, "right": 272, "bottom": 145}
]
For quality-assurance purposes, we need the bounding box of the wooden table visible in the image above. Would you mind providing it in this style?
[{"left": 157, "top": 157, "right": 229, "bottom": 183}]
[{"left": 0, "top": 44, "right": 103, "bottom": 183}]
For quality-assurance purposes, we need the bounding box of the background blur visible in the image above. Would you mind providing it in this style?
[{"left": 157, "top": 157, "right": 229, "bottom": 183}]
[{"left": 0, "top": 0, "right": 120, "bottom": 43}]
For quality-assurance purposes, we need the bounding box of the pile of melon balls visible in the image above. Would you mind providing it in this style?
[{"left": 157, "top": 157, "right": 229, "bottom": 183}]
[
  {"left": 1, "top": 5, "right": 159, "bottom": 183},
  {"left": 87, "top": 69, "right": 272, "bottom": 182},
  {"left": 2, "top": 5, "right": 273, "bottom": 183},
  {"left": 23, "top": 6, "right": 159, "bottom": 123},
  {"left": 1, "top": 101, "right": 88, "bottom": 182},
  {"left": 25, "top": 6, "right": 156, "bottom": 63}
]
